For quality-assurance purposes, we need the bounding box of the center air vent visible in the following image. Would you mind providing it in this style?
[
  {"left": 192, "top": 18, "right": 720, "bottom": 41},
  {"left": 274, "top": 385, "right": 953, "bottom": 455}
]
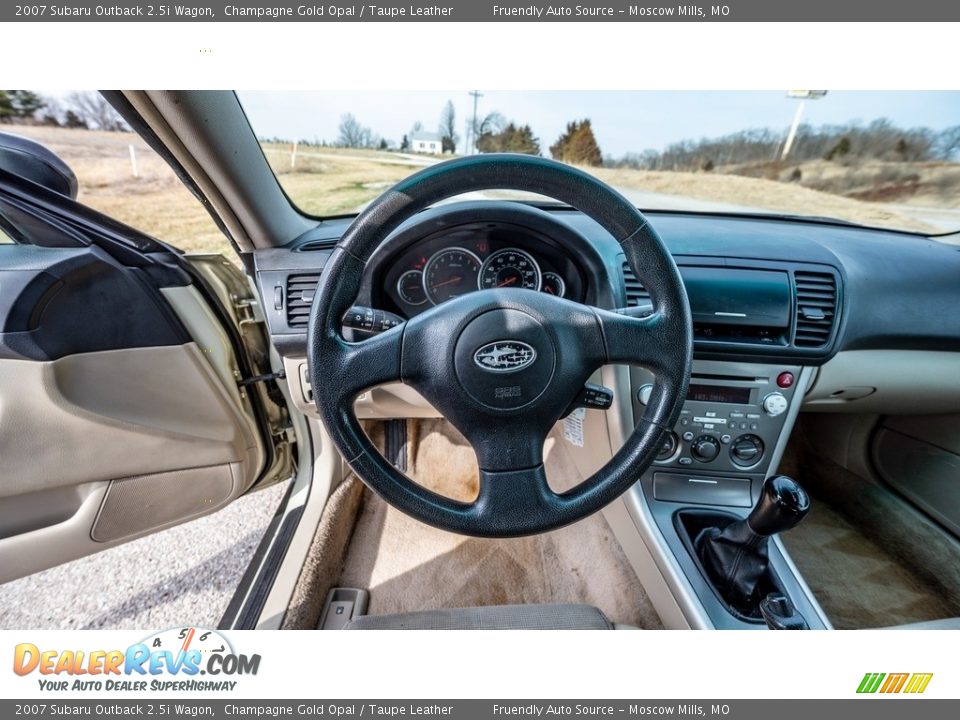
[
  {"left": 793, "top": 271, "right": 837, "bottom": 348},
  {"left": 621, "top": 261, "right": 651, "bottom": 307},
  {"left": 285, "top": 274, "right": 320, "bottom": 328}
]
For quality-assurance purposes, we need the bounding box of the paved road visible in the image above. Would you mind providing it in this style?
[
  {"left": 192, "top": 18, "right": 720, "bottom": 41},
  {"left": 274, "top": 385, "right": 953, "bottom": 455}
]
[
  {"left": 439, "top": 186, "right": 775, "bottom": 214},
  {"left": 886, "top": 203, "right": 960, "bottom": 236},
  {"left": 615, "top": 187, "right": 769, "bottom": 214},
  {"left": 0, "top": 481, "right": 287, "bottom": 630},
  {"left": 454, "top": 187, "right": 960, "bottom": 239},
  {"left": 264, "top": 147, "right": 437, "bottom": 168}
]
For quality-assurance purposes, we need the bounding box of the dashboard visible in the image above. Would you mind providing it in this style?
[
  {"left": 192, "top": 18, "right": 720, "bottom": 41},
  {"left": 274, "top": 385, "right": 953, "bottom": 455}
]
[
  {"left": 255, "top": 202, "right": 960, "bottom": 370},
  {"left": 378, "top": 221, "right": 585, "bottom": 317}
]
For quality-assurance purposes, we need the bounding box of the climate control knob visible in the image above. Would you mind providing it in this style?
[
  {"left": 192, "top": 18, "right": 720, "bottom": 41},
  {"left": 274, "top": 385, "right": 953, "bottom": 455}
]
[
  {"left": 731, "top": 434, "right": 765, "bottom": 467},
  {"left": 762, "top": 392, "right": 788, "bottom": 417},
  {"left": 691, "top": 435, "right": 721, "bottom": 463}
]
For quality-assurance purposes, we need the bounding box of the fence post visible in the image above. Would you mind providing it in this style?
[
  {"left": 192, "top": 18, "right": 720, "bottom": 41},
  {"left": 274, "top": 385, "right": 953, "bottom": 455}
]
[
  {"left": 291, "top": 140, "right": 298, "bottom": 170},
  {"left": 128, "top": 144, "right": 139, "bottom": 178}
]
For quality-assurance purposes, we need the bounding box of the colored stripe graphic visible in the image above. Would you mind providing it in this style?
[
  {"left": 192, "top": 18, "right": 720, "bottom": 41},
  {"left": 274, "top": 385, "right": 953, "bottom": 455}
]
[
  {"left": 857, "top": 673, "right": 885, "bottom": 693},
  {"left": 880, "top": 673, "right": 909, "bottom": 693},
  {"left": 857, "top": 672, "right": 932, "bottom": 694},
  {"left": 904, "top": 673, "right": 934, "bottom": 694}
]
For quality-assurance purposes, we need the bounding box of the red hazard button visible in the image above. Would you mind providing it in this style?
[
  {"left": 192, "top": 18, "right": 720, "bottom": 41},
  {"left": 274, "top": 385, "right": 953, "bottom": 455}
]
[{"left": 777, "top": 372, "right": 795, "bottom": 389}]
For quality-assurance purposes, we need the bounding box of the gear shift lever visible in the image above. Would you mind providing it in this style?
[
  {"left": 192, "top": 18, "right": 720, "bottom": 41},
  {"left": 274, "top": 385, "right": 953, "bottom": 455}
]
[
  {"left": 697, "top": 475, "right": 810, "bottom": 612},
  {"left": 747, "top": 475, "right": 811, "bottom": 536}
]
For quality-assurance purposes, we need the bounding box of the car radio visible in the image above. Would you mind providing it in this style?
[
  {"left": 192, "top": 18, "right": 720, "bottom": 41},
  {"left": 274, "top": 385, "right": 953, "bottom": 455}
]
[{"left": 631, "top": 361, "right": 802, "bottom": 477}]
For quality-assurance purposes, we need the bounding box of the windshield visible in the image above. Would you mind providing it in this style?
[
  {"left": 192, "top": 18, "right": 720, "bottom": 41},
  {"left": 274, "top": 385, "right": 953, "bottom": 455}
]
[{"left": 238, "top": 91, "right": 960, "bottom": 236}]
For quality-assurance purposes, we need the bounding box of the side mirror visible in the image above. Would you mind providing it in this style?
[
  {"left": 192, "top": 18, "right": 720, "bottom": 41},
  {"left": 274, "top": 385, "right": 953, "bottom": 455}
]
[{"left": 0, "top": 132, "right": 78, "bottom": 200}]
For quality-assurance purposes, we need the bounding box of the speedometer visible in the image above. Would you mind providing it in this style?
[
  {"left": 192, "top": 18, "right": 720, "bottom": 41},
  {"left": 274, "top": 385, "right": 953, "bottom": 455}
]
[
  {"left": 478, "top": 248, "right": 541, "bottom": 292},
  {"left": 423, "top": 247, "right": 482, "bottom": 305}
]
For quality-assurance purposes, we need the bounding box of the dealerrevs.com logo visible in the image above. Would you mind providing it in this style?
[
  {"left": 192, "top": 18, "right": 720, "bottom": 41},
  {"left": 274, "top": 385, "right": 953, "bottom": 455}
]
[{"left": 13, "top": 627, "right": 260, "bottom": 693}]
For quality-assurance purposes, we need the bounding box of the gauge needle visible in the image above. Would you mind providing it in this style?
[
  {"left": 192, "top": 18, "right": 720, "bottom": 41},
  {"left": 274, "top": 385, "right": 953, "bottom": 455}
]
[
  {"left": 175, "top": 627, "right": 196, "bottom": 668},
  {"left": 497, "top": 277, "right": 518, "bottom": 287},
  {"left": 431, "top": 276, "right": 463, "bottom": 289},
  {"left": 180, "top": 628, "right": 195, "bottom": 653}
]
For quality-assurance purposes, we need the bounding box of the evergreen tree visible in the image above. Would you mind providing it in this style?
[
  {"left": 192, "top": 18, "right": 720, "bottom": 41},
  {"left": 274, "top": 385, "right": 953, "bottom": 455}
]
[
  {"left": 10, "top": 91, "right": 44, "bottom": 118},
  {"left": 476, "top": 123, "right": 540, "bottom": 155},
  {"left": 64, "top": 110, "right": 87, "bottom": 128},
  {"left": 0, "top": 92, "right": 14, "bottom": 123},
  {"left": 550, "top": 119, "right": 603, "bottom": 166}
]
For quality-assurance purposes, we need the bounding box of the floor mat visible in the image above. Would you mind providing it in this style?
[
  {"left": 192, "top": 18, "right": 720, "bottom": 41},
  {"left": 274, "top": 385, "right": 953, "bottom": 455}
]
[
  {"left": 337, "top": 422, "right": 663, "bottom": 628},
  {"left": 783, "top": 497, "right": 956, "bottom": 629}
]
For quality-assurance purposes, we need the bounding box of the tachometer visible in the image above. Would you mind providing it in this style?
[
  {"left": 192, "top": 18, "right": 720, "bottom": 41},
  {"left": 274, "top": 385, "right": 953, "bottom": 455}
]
[
  {"left": 396, "top": 270, "right": 427, "bottom": 306},
  {"left": 479, "top": 248, "right": 541, "bottom": 292},
  {"left": 423, "top": 247, "right": 482, "bottom": 305}
]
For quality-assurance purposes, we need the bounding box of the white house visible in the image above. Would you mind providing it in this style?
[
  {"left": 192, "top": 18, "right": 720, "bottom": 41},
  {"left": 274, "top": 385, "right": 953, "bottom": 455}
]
[{"left": 410, "top": 131, "right": 443, "bottom": 154}]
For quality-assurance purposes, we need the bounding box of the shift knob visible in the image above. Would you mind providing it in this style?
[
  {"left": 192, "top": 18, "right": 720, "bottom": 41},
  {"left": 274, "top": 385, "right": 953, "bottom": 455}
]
[{"left": 747, "top": 475, "right": 810, "bottom": 536}]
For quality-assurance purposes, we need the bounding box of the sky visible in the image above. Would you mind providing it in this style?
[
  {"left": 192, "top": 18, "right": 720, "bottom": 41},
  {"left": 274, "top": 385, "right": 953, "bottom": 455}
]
[{"left": 237, "top": 90, "right": 960, "bottom": 157}]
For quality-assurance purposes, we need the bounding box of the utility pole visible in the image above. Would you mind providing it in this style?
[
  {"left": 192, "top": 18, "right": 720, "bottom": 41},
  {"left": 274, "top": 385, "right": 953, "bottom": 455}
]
[
  {"left": 781, "top": 90, "right": 827, "bottom": 160},
  {"left": 468, "top": 90, "right": 483, "bottom": 155}
]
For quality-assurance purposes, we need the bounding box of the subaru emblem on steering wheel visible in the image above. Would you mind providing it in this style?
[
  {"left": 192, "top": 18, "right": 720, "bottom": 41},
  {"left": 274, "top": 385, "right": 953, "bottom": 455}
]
[{"left": 473, "top": 341, "right": 537, "bottom": 372}]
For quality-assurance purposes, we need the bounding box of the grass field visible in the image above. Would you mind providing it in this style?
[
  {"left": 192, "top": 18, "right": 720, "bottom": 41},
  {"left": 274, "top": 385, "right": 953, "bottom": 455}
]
[
  {"left": 5, "top": 126, "right": 955, "bottom": 259},
  {"left": 591, "top": 166, "right": 939, "bottom": 233},
  {"left": 729, "top": 158, "right": 960, "bottom": 207}
]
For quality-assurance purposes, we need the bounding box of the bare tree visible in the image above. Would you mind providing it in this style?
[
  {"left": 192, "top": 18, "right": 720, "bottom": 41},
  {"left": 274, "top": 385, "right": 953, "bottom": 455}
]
[
  {"left": 467, "top": 111, "right": 505, "bottom": 151},
  {"left": 439, "top": 100, "right": 458, "bottom": 154},
  {"left": 609, "top": 119, "right": 950, "bottom": 172},
  {"left": 934, "top": 125, "right": 960, "bottom": 160},
  {"left": 37, "top": 96, "right": 64, "bottom": 126},
  {"left": 477, "top": 112, "right": 504, "bottom": 136},
  {"left": 66, "top": 92, "right": 128, "bottom": 131},
  {"left": 337, "top": 113, "right": 375, "bottom": 148}
]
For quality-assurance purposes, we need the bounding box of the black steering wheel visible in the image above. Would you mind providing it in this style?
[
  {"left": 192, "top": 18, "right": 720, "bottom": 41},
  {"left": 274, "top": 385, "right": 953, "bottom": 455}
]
[{"left": 308, "top": 154, "right": 692, "bottom": 537}]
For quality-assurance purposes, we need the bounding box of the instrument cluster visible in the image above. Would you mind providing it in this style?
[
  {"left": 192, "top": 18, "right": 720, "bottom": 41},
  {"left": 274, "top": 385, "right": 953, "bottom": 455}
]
[{"left": 380, "top": 223, "right": 583, "bottom": 317}]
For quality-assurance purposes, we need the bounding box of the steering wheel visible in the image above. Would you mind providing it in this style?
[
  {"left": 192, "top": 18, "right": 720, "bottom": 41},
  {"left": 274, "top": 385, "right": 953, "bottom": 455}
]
[{"left": 308, "top": 154, "right": 692, "bottom": 538}]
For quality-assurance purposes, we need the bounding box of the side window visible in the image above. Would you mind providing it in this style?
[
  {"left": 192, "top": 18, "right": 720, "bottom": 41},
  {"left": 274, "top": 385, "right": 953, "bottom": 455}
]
[
  {"left": 0, "top": 91, "right": 229, "bottom": 257},
  {"left": 0, "top": 227, "right": 13, "bottom": 244}
]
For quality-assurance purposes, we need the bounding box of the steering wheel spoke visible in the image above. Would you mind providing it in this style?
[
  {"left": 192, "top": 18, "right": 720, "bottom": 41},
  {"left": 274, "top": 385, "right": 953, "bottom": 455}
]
[
  {"left": 458, "top": 414, "right": 552, "bottom": 475},
  {"left": 332, "top": 323, "right": 405, "bottom": 400},
  {"left": 591, "top": 307, "right": 673, "bottom": 370},
  {"left": 469, "top": 463, "right": 559, "bottom": 537}
]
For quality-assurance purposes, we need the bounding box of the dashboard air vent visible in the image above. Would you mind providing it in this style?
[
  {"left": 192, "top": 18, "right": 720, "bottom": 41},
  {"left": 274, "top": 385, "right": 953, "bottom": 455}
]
[
  {"left": 286, "top": 274, "right": 320, "bottom": 328},
  {"left": 793, "top": 271, "right": 837, "bottom": 347},
  {"left": 622, "top": 261, "right": 651, "bottom": 307}
]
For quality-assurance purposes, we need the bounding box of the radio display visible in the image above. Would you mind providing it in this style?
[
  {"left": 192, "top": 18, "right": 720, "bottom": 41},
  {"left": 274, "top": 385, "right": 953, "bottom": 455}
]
[{"left": 687, "top": 384, "right": 751, "bottom": 404}]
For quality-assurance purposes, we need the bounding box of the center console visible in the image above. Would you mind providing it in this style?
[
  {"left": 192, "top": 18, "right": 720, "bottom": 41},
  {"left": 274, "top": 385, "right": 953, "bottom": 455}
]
[
  {"left": 632, "top": 360, "right": 801, "bottom": 507},
  {"left": 625, "top": 360, "right": 829, "bottom": 629}
]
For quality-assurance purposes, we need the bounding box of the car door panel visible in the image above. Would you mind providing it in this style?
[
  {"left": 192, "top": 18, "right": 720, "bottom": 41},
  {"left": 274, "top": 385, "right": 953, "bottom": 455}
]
[
  {"left": 0, "top": 186, "right": 291, "bottom": 583},
  {"left": 874, "top": 414, "right": 960, "bottom": 539},
  {"left": 0, "top": 256, "right": 263, "bottom": 581}
]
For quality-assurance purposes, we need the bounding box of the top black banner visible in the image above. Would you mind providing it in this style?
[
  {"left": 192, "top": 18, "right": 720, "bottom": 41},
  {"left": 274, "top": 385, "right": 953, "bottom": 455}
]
[{"left": 5, "top": 0, "right": 960, "bottom": 22}]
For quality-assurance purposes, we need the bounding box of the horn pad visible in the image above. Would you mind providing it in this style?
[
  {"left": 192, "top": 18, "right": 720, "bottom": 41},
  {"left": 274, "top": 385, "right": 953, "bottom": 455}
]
[{"left": 453, "top": 308, "right": 556, "bottom": 410}]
